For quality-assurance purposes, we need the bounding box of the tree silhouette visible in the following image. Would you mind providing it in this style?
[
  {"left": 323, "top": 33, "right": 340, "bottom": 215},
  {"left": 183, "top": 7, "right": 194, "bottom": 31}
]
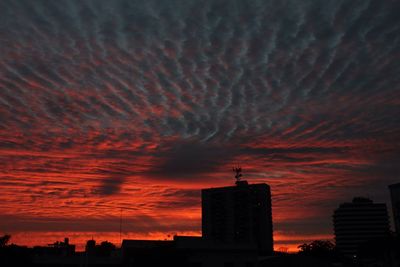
[
  {"left": 0, "top": 234, "right": 11, "bottom": 247},
  {"left": 298, "top": 240, "right": 335, "bottom": 258}
]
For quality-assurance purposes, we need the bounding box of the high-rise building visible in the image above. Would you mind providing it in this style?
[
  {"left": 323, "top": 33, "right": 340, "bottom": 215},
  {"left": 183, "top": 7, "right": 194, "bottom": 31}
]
[
  {"left": 333, "top": 197, "right": 390, "bottom": 258},
  {"left": 389, "top": 183, "right": 400, "bottom": 234},
  {"left": 201, "top": 175, "right": 273, "bottom": 255}
]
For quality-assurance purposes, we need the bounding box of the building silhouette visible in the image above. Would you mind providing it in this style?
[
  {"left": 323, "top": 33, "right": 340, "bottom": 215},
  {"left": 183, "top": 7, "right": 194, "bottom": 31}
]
[
  {"left": 202, "top": 172, "right": 273, "bottom": 255},
  {"left": 389, "top": 183, "right": 400, "bottom": 234},
  {"left": 333, "top": 197, "right": 390, "bottom": 258},
  {"left": 122, "top": 237, "right": 258, "bottom": 267}
]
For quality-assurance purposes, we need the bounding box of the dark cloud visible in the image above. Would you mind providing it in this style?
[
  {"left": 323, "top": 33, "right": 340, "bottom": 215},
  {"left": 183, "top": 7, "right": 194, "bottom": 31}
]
[
  {"left": 148, "top": 141, "right": 237, "bottom": 179},
  {"left": 0, "top": 214, "right": 198, "bottom": 233},
  {"left": 95, "top": 175, "right": 126, "bottom": 196}
]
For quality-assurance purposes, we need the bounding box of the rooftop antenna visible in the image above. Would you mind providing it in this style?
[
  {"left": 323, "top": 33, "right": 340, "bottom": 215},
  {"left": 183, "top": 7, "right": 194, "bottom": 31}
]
[{"left": 233, "top": 166, "right": 242, "bottom": 182}]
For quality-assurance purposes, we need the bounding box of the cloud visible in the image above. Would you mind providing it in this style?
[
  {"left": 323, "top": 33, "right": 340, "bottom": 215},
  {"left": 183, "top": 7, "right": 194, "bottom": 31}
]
[
  {"left": 95, "top": 175, "right": 126, "bottom": 196},
  {"left": 0, "top": 214, "right": 198, "bottom": 233},
  {"left": 147, "top": 140, "right": 237, "bottom": 179}
]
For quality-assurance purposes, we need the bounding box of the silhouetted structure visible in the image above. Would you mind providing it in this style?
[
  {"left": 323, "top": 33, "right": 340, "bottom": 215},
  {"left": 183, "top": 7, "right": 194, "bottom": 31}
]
[
  {"left": 121, "top": 236, "right": 258, "bottom": 267},
  {"left": 85, "top": 239, "right": 116, "bottom": 257},
  {"left": 389, "top": 183, "right": 400, "bottom": 234},
  {"left": 202, "top": 170, "right": 273, "bottom": 255},
  {"left": 333, "top": 197, "right": 390, "bottom": 258},
  {"left": 85, "top": 239, "right": 96, "bottom": 254},
  {"left": 33, "top": 238, "right": 75, "bottom": 257}
]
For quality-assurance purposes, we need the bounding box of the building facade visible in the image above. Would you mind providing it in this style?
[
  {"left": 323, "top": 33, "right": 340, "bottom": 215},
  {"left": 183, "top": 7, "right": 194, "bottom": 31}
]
[
  {"left": 389, "top": 183, "right": 400, "bottom": 234},
  {"left": 333, "top": 197, "right": 390, "bottom": 258},
  {"left": 202, "top": 180, "right": 273, "bottom": 255}
]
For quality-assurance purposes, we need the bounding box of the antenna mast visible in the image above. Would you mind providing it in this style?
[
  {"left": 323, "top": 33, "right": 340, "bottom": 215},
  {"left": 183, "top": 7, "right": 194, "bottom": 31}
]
[
  {"left": 119, "top": 208, "right": 122, "bottom": 246},
  {"left": 233, "top": 166, "right": 242, "bottom": 182}
]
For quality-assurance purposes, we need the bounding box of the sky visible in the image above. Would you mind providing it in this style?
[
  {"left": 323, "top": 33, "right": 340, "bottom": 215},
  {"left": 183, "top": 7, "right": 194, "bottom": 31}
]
[{"left": 1, "top": 0, "right": 400, "bottom": 252}]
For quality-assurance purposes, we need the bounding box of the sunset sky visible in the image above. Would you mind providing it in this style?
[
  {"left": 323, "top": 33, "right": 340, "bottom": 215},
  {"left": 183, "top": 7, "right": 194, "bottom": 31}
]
[{"left": 1, "top": 0, "right": 400, "bottom": 251}]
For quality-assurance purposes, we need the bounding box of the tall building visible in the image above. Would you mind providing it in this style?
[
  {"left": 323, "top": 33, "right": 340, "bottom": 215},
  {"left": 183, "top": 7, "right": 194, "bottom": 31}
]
[
  {"left": 389, "top": 183, "right": 400, "bottom": 234},
  {"left": 201, "top": 171, "right": 273, "bottom": 255},
  {"left": 333, "top": 197, "right": 390, "bottom": 258}
]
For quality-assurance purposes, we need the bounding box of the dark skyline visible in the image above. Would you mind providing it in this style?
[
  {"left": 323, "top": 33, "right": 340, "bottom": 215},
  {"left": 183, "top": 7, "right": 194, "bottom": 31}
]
[{"left": 1, "top": 0, "right": 400, "bottom": 251}]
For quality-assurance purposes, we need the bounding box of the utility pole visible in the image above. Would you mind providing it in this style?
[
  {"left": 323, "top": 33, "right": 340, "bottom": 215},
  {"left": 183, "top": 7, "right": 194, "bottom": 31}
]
[{"left": 119, "top": 207, "right": 122, "bottom": 246}]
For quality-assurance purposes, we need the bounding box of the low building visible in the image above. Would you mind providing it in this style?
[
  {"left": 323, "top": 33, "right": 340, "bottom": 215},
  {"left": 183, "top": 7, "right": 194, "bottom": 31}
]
[
  {"left": 33, "top": 238, "right": 75, "bottom": 257},
  {"left": 121, "top": 236, "right": 258, "bottom": 267}
]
